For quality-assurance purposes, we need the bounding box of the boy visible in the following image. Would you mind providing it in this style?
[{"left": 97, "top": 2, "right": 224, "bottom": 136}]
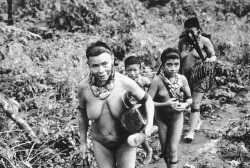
[
  {"left": 148, "top": 48, "right": 192, "bottom": 168},
  {"left": 124, "top": 56, "right": 157, "bottom": 165},
  {"left": 77, "top": 41, "right": 154, "bottom": 168}
]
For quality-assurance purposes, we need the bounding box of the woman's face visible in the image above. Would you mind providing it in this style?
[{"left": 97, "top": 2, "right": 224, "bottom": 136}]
[
  {"left": 163, "top": 59, "right": 180, "bottom": 77},
  {"left": 125, "top": 64, "right": 140, "bottom": 80},
  {"left": 88, "top": 53, "right": 114, "bottom": 85},
  {"left": 185, "top": 27, "right": 199, "bottom": 37}
]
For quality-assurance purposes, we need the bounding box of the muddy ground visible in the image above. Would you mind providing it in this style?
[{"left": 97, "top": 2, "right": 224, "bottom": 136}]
[{"left": 144, "top": 90, "right": 250, "bottom": 168}]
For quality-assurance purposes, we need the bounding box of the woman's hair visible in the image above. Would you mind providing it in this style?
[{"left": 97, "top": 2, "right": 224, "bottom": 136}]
[
  {"left": 160, "top": 48, "right": 180, "bottom": 64},
  {"left": 86, "top": 41, "right": 112, "bottom": 59},
  {"left": 157, "top": 48, "right": 181, "bottom": 75},
  {"left": 124, "top": 56, "right": 141, "bottom": 69}
]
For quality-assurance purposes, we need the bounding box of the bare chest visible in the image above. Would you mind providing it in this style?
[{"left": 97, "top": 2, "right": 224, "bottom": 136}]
[
  {"left": 155, "top": 79, "right": 182, "bottom": 102},
  {"left": 85, "top": 86, "right": 127, "bottom": 121}
]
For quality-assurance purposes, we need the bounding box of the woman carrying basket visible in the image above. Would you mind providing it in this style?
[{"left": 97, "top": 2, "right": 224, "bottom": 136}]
[{"left": 178, "top": 17, "right": 217, "bottom": 142}]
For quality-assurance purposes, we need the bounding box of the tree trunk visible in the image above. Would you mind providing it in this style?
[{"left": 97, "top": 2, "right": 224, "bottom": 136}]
[
  {"left": 0, "top": 94, "right": 40, "bottom": 143},
  {"left": 7, "top": 0, "right": 13, "bottom": 25}
]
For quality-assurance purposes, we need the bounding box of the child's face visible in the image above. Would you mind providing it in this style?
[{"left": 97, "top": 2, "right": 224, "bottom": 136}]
[
  {"left": 125, "top": 64, "right": 140, "bottom": 80},
  {"left": 88, "top": 53, "right": 113, "bottom": 85},
  {"left": 163, "top": 59, "right": 180, "bottom": 77}
]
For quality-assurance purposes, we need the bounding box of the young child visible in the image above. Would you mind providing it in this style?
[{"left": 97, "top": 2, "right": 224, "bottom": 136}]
[
  {"left": 124, "top": 55, "right": 157, "bottom": 165},
  {"left": 148, "top": 48, "right": 192, "bottom": 168}
]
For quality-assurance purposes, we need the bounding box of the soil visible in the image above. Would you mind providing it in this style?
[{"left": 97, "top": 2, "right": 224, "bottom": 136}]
[{"left": 145, "top": 90, "right": 250, "bottom": 168}]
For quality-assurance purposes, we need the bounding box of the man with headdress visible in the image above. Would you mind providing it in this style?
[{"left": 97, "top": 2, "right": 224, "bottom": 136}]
[
  {"left": 77, "top": 41, "right": 155, "bottom": 168},
  {"left": 178, "top": 17, "right": 217, "bottom": 142}
]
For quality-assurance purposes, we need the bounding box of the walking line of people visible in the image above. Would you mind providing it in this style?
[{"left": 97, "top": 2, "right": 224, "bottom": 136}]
[{"left": 77, "top": 17, "right": 217, "bottom": 168}]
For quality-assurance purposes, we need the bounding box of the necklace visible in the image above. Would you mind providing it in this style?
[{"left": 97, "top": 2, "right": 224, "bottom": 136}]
[
  {"left": 89, "top": 70, "right": 115, "bottom": 100},
  {"left": 160, "top": 70, "right": 180, "bottom": 90},
  {"left": 159, "top": 69, "right": 182, "bottom": 100}
]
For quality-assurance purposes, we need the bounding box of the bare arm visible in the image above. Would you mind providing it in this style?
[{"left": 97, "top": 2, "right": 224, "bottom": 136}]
[
  {"left": 182, "top": 75, "right": 192, "bottom": 108},
  {"left": 178, "top": 38, "right": 189, "bottom": 60},
  {"left": 77, "top": 84, "right": 89, "bottom": 159},
  {"left": 129, "top": 78, "right": 154, "bottom": 137},
  {"left": 147, "top": 76, "right": 158, "bottom": 100},
  {"left": 202, "top": 37, "right": 217, "bottom": 62}
]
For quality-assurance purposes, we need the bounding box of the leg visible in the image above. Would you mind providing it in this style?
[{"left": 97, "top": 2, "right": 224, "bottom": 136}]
[
  {"left": 141, "top": 140, "right": 153, "bottom": 165},
  {"left": 116, "top": 142, "right": 137, "bottom": 168},
  {"left": 92, "top": 140, "right": 116, "bottom": 168},
  {"left": 185, "top": 92, "right": 203, "bottom": 142},
  {"left": 167, "top": 113, "right": 183, "bottom": 168},
  {"left": 155, "top": 114, "right": 168, "bottom": 165}
]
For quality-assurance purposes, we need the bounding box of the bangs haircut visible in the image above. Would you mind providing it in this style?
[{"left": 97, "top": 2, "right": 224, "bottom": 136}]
[
  {"left": 160, "top": 48, "right": 180, "bottom": 64},
  {"left": 86, "top": 41, "right": 112, "bottom": 59},
  {"left": 124, "top": 56, "right": 141, "bottom": 69}
]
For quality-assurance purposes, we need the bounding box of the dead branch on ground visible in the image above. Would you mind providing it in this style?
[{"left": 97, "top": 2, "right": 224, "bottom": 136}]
[{"left": 0, "top": 93, "right": 40, "bottom": 143}]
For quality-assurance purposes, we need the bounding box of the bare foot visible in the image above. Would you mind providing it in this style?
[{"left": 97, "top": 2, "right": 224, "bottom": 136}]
[
  {"left": 195, "top": 119, "right": 203, "bottom": 131},
  {"left": 127, "top": 132, "right": 146, "bottom": 147},
  {"left": 184, "top": 132, "right": 195, "bottom": 143},
  {"left": 143, "top": 147, "right": 153, "bottom": 165}
]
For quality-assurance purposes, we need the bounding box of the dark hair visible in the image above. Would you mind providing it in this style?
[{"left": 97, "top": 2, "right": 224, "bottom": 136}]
[
  {"left": 184, "top": 17, "right": 200, "bottom": 29},
  {"left": 86, "top": 41, "right": 112, "bottom": 59},
  {"left": 124, "top": 56, "right": 141, "bottom": 69},
  {"left": 160, "top": 48, "right": 180, "bottom": 64},
  {"left": 158, "top": 48, "right": 181, "bottom": 75}
]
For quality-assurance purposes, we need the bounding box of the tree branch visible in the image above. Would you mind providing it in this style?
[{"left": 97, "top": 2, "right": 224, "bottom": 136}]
[{"left": 0, "top": 94, "right": 40, "bottom": 143}]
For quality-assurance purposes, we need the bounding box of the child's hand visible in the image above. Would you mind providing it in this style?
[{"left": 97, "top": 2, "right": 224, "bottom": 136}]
[
  {"left": 167, "top": 98, "right": 179, "bottom": 109},
  {"left": 174, "top": 102, "right": 187, "bottom": 112}
]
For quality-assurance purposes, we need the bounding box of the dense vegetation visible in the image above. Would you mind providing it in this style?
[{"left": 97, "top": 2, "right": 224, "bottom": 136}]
[{"left": 0, "top": 0, "right": 250, "bottom": 167}]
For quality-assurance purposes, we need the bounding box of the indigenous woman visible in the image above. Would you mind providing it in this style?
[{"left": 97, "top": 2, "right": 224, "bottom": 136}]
[
  {"left": 78, "top": 41, "right": 154, "bottom": 168},
  {"left": 148, "top": 48, "right": 192, "bottom": 168},
  {"left": 178, "top": 17, "right": 217, "bottom": 142}
]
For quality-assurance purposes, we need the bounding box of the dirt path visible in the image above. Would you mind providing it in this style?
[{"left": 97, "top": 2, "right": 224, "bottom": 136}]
[{"left": 146, "top": 90, "right": 250, "bottom": 168}]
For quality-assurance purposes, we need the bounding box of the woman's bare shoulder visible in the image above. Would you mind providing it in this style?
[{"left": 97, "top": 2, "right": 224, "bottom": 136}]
[
  {"left": 200, "top": 35, "right": 212, "bottom": 45},
  {"left": 151, "top": 75, "right": 162, "bottom": 84},
  {"left": 115, "top": 72, "right": 135, "bottom": 85},
  {"left": 177, "top": 74, "right": 188, "bottom": 84}
]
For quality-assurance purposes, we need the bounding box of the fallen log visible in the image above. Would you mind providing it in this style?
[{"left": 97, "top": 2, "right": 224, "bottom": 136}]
[{"left": 0, "top": 93, "right": 40, "bottom": 143}]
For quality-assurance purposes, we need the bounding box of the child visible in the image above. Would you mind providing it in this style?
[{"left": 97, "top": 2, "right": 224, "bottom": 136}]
[
  {"left": 124, "top": 55, "right": 157, "bottom": 165},
  {"left": 148, "top": 48, "right": 192, "bottom": 168}
]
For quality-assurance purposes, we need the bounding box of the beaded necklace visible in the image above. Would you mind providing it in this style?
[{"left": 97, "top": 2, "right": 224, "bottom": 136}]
[
  {"left": 89, "top": 70, "right": 115, "bottom": 100},
  {"left": 159, "top": 69, "right": 182, "bottom": 100},
  {"left": 159, "top": 70, "right": 180, "bottom": 90}
]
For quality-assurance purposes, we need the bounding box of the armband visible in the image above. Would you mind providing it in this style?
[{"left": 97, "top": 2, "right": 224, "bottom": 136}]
[
  {"left": 77, "top": 106, "right": 84, "bottom": 111},
  {"left": 138, "top": 92, "right": 149, "bottom": 104}
]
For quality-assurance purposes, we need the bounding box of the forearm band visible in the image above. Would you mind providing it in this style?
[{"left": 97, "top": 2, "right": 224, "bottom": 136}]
[
  {"left": 77, "top": 106, "right": 84, "bottom": 111},
  {"left": 138, "top": 92, "right": 149, "bottom": 104},
  {"left": 191, "top": 108, "right": 200, "bottom": 113}
]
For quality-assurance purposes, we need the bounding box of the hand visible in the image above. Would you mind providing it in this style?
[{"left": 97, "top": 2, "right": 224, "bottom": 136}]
[
  {"left": 144, "top": 123, "right": 153, "bottom": 138},
  {"left": 166, "top": 98, "right": 179, "bottom": 109},
  {"left": 79, "top": 143, "right": 87, "bottom": 160},
  {"left": 174, "top": 102, "right": 188, "bottom": 112},
  {"left": 205, "top": 58, "right": 211, "bottom": 62},
  {"left": 205, "top": 56, "right": 216, "bottom": 63}
]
